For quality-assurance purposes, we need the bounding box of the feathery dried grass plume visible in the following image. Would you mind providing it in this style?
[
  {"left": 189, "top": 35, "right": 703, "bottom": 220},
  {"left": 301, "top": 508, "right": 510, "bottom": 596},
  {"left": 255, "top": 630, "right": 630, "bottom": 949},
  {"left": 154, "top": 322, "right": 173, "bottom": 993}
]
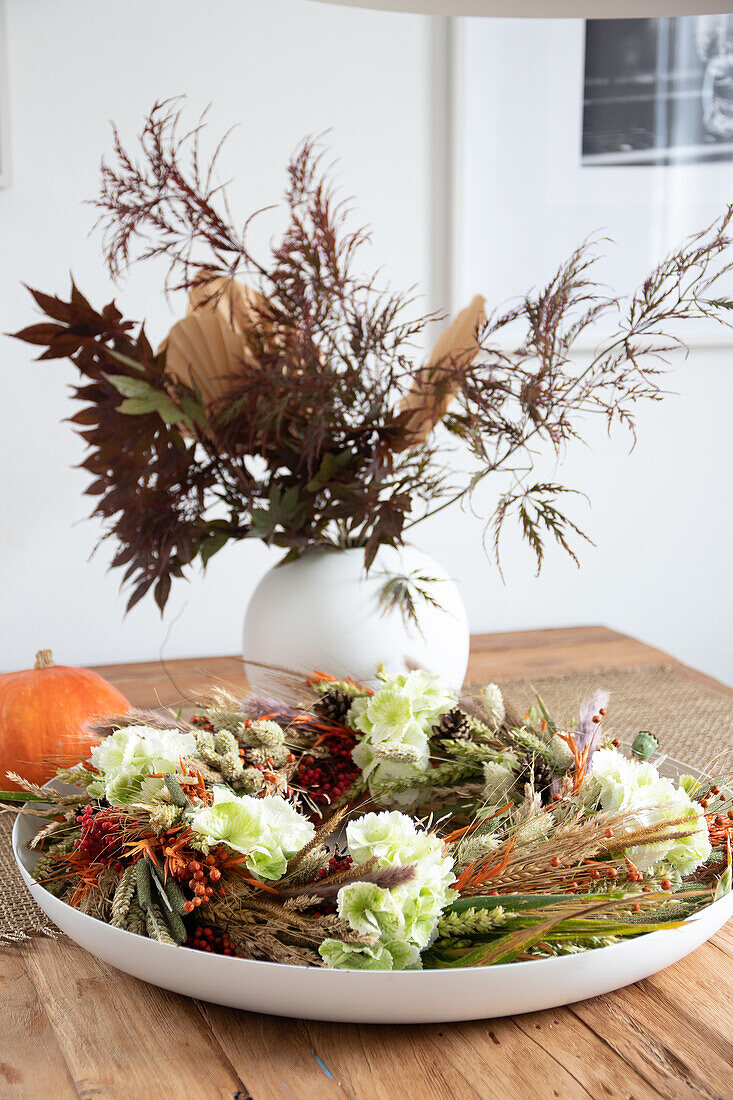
[
  {"left": 480, "top": 683, "right": 505, "bottom": 730},
  {"left": 90, "top": 709, "right": 195, "bottom": 739}
]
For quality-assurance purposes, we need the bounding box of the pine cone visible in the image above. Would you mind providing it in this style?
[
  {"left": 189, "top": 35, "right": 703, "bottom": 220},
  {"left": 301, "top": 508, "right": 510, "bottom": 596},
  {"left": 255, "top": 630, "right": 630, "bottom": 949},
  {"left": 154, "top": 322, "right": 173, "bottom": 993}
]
[
  {"left": 518, "top": 752, "right": 554, "bottom": 801},
  {"left": 432, "top": 707, "right": 471, "bottom": 741},
  {"left": 314, "top": 689, "right": 355, "bottom": 726}
]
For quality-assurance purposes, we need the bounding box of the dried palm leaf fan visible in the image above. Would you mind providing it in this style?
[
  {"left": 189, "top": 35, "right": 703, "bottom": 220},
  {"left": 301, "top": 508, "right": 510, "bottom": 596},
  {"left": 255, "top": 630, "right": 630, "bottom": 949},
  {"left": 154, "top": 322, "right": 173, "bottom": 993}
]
[
  {"left": 394, "top": 294, "right": 486, "bottom": 451},
  {"left": 163, "top": 311, "right": 245, "bottom": 409},
  {"left": 187, "top": 273, "right": 273, "bottom": 342},
  {"left": 162, "top": 272, "right": 274, "bottom": 408}
]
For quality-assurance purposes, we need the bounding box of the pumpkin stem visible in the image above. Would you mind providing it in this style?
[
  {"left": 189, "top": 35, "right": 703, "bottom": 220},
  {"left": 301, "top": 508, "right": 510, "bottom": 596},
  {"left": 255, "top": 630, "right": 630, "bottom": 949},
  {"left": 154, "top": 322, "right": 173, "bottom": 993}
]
[{"left": 34, "top": 649, "right": 55, "bottom": 670}]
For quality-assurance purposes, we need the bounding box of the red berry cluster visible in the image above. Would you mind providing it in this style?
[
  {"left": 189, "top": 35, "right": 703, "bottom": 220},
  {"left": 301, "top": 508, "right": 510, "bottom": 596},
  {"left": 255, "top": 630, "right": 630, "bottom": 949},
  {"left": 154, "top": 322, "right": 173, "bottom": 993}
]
[
  {"left": 185, "top": 925, "right": 242, "bottom": 956},
  {"left": 296, "top": 734, "right": 360, "bottom": 808},
  {"left": 312, "top": 852, "right": 353, "bottom": 881},
  {"left": 303, "top": 851, "right": 354, "bottom": 915},
  {"left": 74, "top": 803, "right": 123, "bottom": 867},
  {"left": 175, "top": 854, "right": 224, "bottom": 915}
]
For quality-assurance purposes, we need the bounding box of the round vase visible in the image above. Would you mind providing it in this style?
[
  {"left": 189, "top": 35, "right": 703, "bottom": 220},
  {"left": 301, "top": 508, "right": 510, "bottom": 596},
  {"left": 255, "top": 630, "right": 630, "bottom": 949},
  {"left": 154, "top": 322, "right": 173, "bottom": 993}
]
[{"left": 242, "top": 544, "right": 469, "bottom": 692}]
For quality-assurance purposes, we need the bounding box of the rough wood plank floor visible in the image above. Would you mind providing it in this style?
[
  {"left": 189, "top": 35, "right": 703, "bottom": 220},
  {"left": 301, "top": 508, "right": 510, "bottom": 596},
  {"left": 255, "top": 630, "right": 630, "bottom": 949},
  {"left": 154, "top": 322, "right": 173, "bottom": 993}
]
[{"left": 2, "top": 626, "right": 731, "bottom": 1100}]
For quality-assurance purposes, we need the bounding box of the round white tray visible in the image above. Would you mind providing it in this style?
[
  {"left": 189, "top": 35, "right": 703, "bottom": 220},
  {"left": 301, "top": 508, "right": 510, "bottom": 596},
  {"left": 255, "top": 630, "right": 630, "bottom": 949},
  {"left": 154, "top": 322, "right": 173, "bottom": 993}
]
[{"left": 12, "top": 761, "right": 733, "bottom": 1024}]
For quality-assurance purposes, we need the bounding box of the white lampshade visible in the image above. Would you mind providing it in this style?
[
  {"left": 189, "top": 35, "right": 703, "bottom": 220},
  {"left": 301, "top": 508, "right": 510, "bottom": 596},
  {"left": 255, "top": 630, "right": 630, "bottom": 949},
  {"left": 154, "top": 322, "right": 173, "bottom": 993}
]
[{"left": 314, "top": 1, "right": 732, "bottom": 15}]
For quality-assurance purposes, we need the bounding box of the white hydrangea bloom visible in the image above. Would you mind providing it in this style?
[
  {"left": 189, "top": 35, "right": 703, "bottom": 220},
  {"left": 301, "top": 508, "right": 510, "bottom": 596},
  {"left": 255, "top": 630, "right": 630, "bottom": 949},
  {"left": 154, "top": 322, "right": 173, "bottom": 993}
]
[
  {"left": 346, "top": 810, "right": 422, "bottom": 865},
  {"left": 589, "top": 748, "right": 639, "bottom": 813},
  {"left": 589, "top": 748, "right": 711, "bottom": 874},
  {"left": 89, "top": 725, "right": 196, "bottom": 806},
  {"left": 259, "top": 795, "right": 316, "bottom": 854}
]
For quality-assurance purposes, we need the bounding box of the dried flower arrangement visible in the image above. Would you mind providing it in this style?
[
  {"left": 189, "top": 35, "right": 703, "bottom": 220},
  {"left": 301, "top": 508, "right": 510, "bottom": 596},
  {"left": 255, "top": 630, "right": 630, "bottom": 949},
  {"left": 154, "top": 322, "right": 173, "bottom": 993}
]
[
  {"left": 11, "top": 100, "right": 733, "bottom": 611},
  {"left": 6, "top": 669, "right": 731, "bottom": 970}
]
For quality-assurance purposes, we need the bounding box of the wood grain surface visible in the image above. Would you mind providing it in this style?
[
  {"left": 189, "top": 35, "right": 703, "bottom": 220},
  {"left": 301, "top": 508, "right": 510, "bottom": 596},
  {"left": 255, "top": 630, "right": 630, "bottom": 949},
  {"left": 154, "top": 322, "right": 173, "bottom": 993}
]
[{"left": 2, "top": 626, "right": 732, "bottom": 1100}]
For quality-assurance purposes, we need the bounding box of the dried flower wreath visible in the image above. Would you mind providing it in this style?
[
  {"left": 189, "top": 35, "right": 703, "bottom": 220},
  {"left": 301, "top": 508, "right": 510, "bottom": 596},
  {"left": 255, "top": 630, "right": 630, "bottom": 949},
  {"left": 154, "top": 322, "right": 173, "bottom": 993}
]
[
  {"left": 12, "top": 100, "right": 733, "bottom": 611},
  {"left": 6, "top": 670, "right": 731, "bottom": 970}
]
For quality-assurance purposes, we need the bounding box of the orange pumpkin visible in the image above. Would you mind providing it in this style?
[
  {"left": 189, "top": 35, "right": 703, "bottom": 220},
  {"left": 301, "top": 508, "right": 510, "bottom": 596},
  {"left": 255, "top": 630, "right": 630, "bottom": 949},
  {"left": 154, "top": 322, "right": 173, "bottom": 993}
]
[{"left": 0, "top": 649, "right": 131, "bottom": 790}]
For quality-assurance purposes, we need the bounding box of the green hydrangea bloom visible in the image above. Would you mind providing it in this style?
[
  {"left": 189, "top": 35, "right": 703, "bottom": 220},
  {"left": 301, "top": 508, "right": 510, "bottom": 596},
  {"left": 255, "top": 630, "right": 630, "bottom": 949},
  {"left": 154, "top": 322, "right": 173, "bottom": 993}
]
[
  {"left": 666, "top": 802, "right": 713, "bottom": 876},
  {"left": 349, "top": 670, "right": 455, "bottom": 739},
  {"left": 346, "top": 810, "right": 447, "bottom": 871},
  {"left": 399, "top": 870, "right": 452, "bottom": 948},
  {"left": 337, "top": 882, "right": 405, "bottom": 939},
  {"left": 678, "top": 774, "right": 702, "bottom": 797},
  {"left": 321, "top": 811, "right": 455, "bottom": 973},
  {"left": 366, "top": 690, "right": 414, "bottom": 738},
  {"left": 383, "top": 939, "right": 422, "bottom": 969},
  {"left": 318, "top": 940, "right": 395, "bottom": 970},
  {"left": 189, "top": 787, "right": 314, "bottom": 881},
  {"left": 347, "top": 671, "right": 455, "bottom": 807}
]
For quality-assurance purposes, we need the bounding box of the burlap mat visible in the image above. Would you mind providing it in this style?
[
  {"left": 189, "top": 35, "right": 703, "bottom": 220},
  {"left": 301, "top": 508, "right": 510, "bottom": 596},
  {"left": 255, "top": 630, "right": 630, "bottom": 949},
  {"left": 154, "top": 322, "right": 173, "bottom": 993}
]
[
  {"left": 2, "top": 663, "right": 732, "bottom": 945},
  {"left": 498, "top": 664, "right": 733, "bottom": 772},
  {"left": 0, "top": 812, "right": 59, "bottom": 945}
]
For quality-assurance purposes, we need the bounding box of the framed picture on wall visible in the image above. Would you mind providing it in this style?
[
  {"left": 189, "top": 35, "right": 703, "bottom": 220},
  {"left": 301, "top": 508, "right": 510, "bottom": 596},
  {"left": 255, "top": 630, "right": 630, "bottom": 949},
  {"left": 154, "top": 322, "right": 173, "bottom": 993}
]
[
  {"left": 583, "top": 16, "right": 733, "bottom": 167},
  {"left": 452, "top": 15, "right": 733, "bottom": 346},
  {"left": 0, "top": 0, "right": 9, "bottom": 188}
]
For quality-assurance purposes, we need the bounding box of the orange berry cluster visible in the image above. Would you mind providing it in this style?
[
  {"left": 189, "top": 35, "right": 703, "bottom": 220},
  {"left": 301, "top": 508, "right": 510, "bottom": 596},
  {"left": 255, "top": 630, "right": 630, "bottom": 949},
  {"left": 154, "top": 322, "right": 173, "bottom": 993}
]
[
  {"left": 191, "top": 714, "right": 214, "bottom": 731},
  {"left": 176, "top": 854, "right": 224, "bottom": 915}
]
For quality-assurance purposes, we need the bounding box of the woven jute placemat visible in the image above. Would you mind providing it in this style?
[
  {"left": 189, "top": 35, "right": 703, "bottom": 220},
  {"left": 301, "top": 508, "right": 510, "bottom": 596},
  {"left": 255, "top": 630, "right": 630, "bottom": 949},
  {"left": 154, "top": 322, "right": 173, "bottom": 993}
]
[
  {"left": 0, "top": 812, "right": 60, "bottom": 944},
  {"left": 498, "top": 664, "right": 733, "bottom": 773},
  {"left": 2, "top": 663, "right": 732, "bottom": 945}
]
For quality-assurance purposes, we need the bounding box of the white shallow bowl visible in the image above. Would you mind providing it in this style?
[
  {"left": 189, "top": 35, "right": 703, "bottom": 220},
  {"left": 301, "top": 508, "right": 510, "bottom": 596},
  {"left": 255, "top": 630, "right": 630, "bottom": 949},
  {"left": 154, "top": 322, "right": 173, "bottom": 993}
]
[{"left": 12, "top": 760, "right": 733, "bottom": 1024}]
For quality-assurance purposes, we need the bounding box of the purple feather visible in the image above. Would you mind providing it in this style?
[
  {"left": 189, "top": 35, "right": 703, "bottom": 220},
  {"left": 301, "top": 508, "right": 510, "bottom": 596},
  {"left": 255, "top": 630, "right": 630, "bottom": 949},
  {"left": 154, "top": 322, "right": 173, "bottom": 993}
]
[
  {"left": 575, "top": 688, "right": 610, "bottom": 757},
  {"left": 240, "top": 696, "right": 307, "bottom": 722}
]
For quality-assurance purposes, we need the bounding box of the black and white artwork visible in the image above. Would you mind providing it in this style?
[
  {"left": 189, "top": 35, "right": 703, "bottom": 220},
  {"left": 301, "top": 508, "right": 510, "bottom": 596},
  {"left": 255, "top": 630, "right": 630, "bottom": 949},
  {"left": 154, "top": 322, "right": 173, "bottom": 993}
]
[{"left": 583, "top": 15, "right": 733, "bottom": 166}]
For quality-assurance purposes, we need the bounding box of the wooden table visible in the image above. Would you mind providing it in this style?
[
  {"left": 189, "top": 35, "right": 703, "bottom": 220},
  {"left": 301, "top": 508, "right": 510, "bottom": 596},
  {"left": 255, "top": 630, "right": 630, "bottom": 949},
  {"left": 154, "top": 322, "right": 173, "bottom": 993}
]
[{"left": 3, "top": 626, "right": 732, "bottom": 1100}]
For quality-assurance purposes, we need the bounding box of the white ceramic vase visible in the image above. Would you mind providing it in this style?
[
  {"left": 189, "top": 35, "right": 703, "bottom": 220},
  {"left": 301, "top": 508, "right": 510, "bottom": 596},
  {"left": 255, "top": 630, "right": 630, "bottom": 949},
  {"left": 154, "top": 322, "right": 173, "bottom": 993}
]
[{"left": 242, "top": 544, "right": 469, "bottom": 692}]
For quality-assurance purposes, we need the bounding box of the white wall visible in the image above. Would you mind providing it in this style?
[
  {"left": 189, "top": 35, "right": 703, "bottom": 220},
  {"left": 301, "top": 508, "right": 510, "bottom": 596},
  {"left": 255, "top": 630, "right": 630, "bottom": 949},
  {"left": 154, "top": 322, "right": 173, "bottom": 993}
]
[
  {"left": 1, "top": 3, "right": 730, "bottom": 688},
  {"left": 417, "top": 358, "right": 733, "bottom": 686},
  {"left": 0, "top": 0, "right": 435, "bottom": 670},
  {"left": 438, "top": 16, "right": 733, "bottom": 687}
]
